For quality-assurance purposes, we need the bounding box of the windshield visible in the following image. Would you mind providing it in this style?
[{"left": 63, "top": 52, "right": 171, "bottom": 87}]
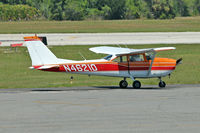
[
  {"left": 145, "top": 52, "right": 153, "bottom": 60},
  {"left": 103, "top": 55, "right": 112, "bottom": 61}
]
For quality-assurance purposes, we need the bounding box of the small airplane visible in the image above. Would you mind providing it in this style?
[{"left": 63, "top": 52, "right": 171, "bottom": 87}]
[{"left": 25, "top": 36, "right": 182, "bottom": 89}]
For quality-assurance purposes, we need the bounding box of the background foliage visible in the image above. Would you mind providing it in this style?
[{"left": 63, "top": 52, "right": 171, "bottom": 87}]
[
  {"left": 0, "top": 4, "right": 40, "bottom": 21},
  {"left": 0, "top": 0, "right": 200, "bottom": 21}
]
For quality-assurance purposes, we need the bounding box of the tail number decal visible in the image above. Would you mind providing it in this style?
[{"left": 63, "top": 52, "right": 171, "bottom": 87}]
[{"left": 63, "top": 64, "right": 97, "bottom": 72}]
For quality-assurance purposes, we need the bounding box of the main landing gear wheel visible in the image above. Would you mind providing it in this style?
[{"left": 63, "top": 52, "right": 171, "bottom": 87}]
[
  {"left": 159, "top": 81, "right": 166, "bottom": 88},
  {"left": 119, "top": 80, "right": 128, "bottom": 88},
  {"left": 132, "top": 80, "right": 141, "bottom": 89}
]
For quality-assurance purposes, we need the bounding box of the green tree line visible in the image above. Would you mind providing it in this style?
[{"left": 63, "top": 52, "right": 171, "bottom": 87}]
[
  {"left": 0, "top": 0, "right": 200, "bottom": 21},
  {"left": 0, "top": 4, "right": 40, "bottom": 21}
]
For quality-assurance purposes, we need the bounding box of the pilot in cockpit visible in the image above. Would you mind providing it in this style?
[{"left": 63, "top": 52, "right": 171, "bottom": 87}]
[{"left": 130, "top": 54, "right": 142, "bottom": 62}]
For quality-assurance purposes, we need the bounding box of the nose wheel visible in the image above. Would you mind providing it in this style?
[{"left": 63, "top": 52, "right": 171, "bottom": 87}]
[
  {"left": 119, "top": 78, "right": 128, "bottom": 88},
  {"left": 158, "top": 77, "right": 166, "bottom": 88},
  {"left": 159, "top": 81, "right": 166, "bottom": 88}
]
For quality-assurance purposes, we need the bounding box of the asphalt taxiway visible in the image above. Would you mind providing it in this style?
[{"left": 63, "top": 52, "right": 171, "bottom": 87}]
[
  {"left": 1, "top": 32, "right": 200, "bottom": 46},
  {"left": 0, "top": 84, "right": 200, "bottom": 133}
]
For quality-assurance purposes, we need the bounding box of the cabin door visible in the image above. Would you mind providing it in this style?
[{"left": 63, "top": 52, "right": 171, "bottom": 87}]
[{"left": 128, "top": 54, "right": 150, "bottom": 77}]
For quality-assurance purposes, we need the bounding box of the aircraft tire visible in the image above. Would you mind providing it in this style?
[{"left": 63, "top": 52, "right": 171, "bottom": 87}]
[
  {"left": 133, "top": 80, "right": 141, "bottom": 89},
  {"left": 159, "top": 81, "right": 166, "bottom": 88},
  {"left": 119, "top": 80, "right": 128, "bottom": 88}
]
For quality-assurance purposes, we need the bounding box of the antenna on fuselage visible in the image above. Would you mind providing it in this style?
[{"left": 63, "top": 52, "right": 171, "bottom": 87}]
[{"left": 79, "top": 51, "right": 86, "bottom": 60}]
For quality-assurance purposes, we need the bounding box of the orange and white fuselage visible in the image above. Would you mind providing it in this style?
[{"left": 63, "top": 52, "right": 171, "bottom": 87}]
[
  {"left": 25, "top": 39, "right": 181, "bottom": 88},
  {"left": 32, "top": 55, "right": 177, "bottom": 78}
]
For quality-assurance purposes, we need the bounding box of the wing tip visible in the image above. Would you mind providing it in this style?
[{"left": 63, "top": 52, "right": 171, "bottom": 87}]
[{"left": 154, "top": 47, "right": 176, "bottom": 52}]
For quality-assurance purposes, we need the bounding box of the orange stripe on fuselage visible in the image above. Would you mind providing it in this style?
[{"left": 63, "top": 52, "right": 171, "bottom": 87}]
[{"left": 40, "top": 58, "right": 176, "bottom": 66}]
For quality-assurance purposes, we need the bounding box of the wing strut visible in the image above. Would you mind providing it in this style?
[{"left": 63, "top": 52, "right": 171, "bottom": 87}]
[{"left": 147, "top": 51, "right": 156, "bottom": 76}]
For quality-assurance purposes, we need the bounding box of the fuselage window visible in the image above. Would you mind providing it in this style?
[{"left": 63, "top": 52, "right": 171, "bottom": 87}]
[
  {"left": 120, "top": 56, "right": 127, "bottom": 62},
  {"left": 113, "top": 56, "right": 127, "bottom": 62},
  {"left": 129, "top": 54, "right": 144, "bottom": 62},
  {"left": 103, "top": 55, "right": 112, "bottom": 61}
]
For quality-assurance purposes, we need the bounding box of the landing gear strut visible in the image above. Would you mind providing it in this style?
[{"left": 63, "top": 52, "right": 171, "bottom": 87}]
[
  {"left": 119, "top": 78, "right": 128, "bottom": 88},
  {"left": 130, "top": 76, "right": 141, "bottom": 89},
  {"left": 158, "top": 77, "right": 166, "bottom": 88}
]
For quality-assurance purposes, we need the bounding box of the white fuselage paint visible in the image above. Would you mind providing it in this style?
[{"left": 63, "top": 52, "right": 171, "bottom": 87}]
[{"left": 65, "top": 70, "right": 173, "bottom": 78}]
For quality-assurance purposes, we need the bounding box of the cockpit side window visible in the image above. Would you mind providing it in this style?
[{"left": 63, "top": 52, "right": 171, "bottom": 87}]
[{"left": 129, "top": 54, "right": 144, "bottom": 62}]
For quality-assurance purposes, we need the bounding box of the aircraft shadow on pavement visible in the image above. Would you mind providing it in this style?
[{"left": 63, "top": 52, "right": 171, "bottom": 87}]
[
  {"left": 93, "top": 86, "right": 166, "bottom": 90},
  {"left": 31, "top": 89, "right": 64, "bottom": 92},
  {"left": 30, "top": 85, "right": 175, "bottom": 92}
]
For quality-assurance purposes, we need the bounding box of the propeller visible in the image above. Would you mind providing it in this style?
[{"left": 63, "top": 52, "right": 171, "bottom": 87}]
[{"left": 176, "top": 58, "right": 182, "bottom": 65}]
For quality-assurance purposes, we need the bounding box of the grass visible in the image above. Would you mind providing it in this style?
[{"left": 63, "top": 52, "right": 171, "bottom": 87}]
[
  {"left": 0, "top": 17, "right": 200, "bottom": 33},
  {"left": 0, "top": 44, "right": 199, "bottom": 89}
]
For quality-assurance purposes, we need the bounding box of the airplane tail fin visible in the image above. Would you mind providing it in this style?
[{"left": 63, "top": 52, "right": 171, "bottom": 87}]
[{"left": 25, "top": 40, "right": 58, "bottom": 66}]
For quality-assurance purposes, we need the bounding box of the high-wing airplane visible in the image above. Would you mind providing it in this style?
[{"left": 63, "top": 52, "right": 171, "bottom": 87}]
[{"left": 25, "top": 37, "right": 182, "bottom": 89}]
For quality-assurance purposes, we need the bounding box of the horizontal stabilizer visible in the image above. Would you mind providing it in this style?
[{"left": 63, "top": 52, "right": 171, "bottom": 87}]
[{"left": 37, "top": 65, "right": 59, "bottom": 70}]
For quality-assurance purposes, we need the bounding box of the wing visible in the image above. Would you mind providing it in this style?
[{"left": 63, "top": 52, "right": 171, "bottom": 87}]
[
  {"left": 89, "top": 46, "right": 175, "bottom": 55},
  {"left": 89, "top": 46, "right": 133, "bottom": 55}
]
